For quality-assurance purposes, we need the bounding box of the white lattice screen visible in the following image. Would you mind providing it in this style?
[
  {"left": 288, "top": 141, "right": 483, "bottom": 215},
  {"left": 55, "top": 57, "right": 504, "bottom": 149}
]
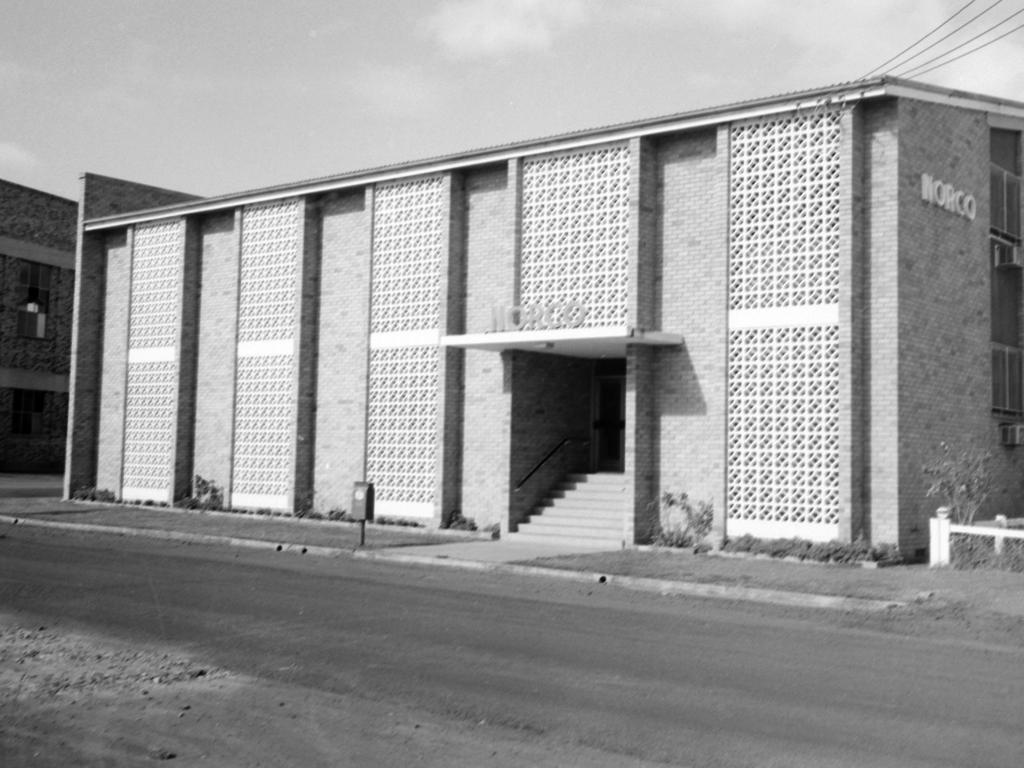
[
  {"left": 367, "top": 178, "right": 444, "bottom": 518},
  {"left": 122, "top": 221, "right": 184, "bottom": 501},
  {"left": 231, "top": 200, "right": 300, "bottom": 509},
  {"left": 727, "top": 112, "right": 842, "bottom": 541},
  {"left": 371, "top": 178, "right": 444, "bottom": 334},
  {"left": 520, "top": 146, "right": 630, "bottom": 328}
]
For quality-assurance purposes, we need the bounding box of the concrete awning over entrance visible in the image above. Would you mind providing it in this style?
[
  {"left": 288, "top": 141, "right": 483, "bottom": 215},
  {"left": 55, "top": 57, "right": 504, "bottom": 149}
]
[{"left": 440, "top": 326, "right": 682, "bottom": 359}]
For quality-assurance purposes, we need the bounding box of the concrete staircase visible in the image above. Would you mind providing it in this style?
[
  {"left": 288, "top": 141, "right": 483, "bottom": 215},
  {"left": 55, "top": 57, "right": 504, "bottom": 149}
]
[{"left": 507, "top": 473, "right": 625, "bottom": 550}]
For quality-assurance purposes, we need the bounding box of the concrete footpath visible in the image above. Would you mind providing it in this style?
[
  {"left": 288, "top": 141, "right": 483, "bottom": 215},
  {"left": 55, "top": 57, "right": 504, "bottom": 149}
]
[{"left": 3, "top": 490, "right": 1024, "bottom": 617}]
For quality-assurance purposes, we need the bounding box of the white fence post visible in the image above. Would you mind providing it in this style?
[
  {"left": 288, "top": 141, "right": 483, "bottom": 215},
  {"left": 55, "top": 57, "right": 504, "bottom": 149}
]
[
  {"left": 994, "top": 514, "right": 1008, "bottom": 555},
  {"left": 929, "top": 507, "right": 951, "bottom": 567}
]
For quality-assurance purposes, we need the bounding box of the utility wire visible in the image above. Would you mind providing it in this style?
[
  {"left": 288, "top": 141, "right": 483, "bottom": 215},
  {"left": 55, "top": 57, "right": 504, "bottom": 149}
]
[
  {"left": 895, "top": 17, "right": 1024, "bottom": 78},
  {"left": 894, "top": 6, "right": 1024, "bottom": 77},
  {"left": 859, "top": 0, "right": 983, "bottom": 78},
  {"left": 882, "top": 0, "right": 1005, "bottom": 73}
]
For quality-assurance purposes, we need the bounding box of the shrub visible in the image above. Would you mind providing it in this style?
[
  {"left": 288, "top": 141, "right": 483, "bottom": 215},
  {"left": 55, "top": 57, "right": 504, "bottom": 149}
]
[
  {"left": 950, "top": 533, "right": 1024, "bottom": 572},
  {"left": 650, "top": 492, "right": 713, "bottom": 550},
  {"left": 327, "top": 507, "right": 348, "bottom": 522},
  {"left": 443, "top": 510, "right": 477, "bottom": 532},
  {"left": 71, "top": 487, "right": 117, "bottom": 503},
  {"left": 182, "top": 476, "right": 223, "bottom": 511},
  {"left": 293, "top": 491, "right": 315, "bottom": 519},
  {"left": 722, "top": 534, "right": 903, "bottom": 565},
  {"left": 922, "top": 441, "right": 992, "bottom": 525}
]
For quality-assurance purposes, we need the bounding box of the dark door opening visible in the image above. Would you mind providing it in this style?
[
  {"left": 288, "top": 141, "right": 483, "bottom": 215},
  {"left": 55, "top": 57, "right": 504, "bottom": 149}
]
[{"left": 593, "top": 370, "right": 625, "bottom": 473}]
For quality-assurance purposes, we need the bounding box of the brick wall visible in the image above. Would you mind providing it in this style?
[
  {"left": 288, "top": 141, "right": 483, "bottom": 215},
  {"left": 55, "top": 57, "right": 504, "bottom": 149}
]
[
  {"left": 81, "top": 173, "right": 200, "bottom": 220},
  {"left": 895, "top": 99, "right": 1024, "bottom": 552},
  {"left": 460, "top": 163, "right": 516, "bottom": 530},
  {"left": 312, "top": 189, "right": 372, "bottom": 514},
  {"left": 0, "top": 179, "right": 76, "bottom": 251},
  {"left": 94, "top": 230, "right": 131, "bottom": 495},
  {"left": 652, "top": 127, "right": 729, "bottom": 540},
  {"left": 191, "top": 212, "right": 240, "bottom": 501}
]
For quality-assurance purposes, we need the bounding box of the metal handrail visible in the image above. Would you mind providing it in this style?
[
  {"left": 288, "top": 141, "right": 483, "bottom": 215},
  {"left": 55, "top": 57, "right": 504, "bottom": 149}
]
[{"left": 513, "top": 438, "right": 589, "bottom": 492}]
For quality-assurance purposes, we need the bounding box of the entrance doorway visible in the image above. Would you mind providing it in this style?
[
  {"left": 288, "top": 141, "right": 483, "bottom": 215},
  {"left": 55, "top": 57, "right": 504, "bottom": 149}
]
[{"left": 593, "top": 361, "right": 625, "bottom": 472}]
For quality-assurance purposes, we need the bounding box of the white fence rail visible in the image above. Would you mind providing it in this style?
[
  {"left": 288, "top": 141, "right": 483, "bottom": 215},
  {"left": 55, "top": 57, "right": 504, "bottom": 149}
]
[{"left": 929, "top": 508, "right": 1024, "bottom": 566}]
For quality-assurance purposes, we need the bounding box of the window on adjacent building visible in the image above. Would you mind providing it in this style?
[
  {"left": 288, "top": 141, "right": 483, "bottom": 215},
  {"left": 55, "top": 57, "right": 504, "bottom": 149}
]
[
  {"left": 16, "top": 261, "right": 51, "bottom": 339},
  {"left": 991, "top": 129, "right": 1023, "bottom": 415},
  {"left": 10, "top": 389, "right": 46, "bottom": 435}
]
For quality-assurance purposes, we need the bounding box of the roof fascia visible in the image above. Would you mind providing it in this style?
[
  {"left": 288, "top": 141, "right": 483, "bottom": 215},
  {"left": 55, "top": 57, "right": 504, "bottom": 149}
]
[{"left": 85, "top": 84, "right": 894, "bottom": 232}]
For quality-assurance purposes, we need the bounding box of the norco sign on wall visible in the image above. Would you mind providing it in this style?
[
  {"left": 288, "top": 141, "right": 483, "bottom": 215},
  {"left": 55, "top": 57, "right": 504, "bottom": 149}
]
[
  {"left": 921, "top": 173, "right": 977, "bottom": 221},
  {"left": 490, "top": 302, "right": 590, "bottom": 332}
]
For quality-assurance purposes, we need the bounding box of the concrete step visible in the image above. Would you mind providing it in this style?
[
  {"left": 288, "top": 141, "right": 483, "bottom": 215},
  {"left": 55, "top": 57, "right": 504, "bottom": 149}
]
[
  {"left": 505, "top": 531, "right": 623, "bottom": 550},
  {"left": 539, "top": 498, "right": 623, "bottom": 512},
  {"left": 564, "top": 474, "right": 626, "bottom": 488},
  {"left": 532, "top": 505, "right": 622, "bottom": 520},
  {"left": 548, "top": 488, "right": 625, "bottom": 500},
  {"left": 523, "top": 517, "right": 622, "bottom": 533}
]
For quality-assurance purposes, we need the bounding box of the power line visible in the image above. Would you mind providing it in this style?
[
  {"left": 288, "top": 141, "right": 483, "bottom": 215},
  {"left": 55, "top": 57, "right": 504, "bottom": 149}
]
[
  {"left": 895, "top": 17, "right": 1024, "bottom": 78},
  {"left": 894, "top": 6, "right": 1024, "bottom": 77},
  {"left": 879, "top": 0, "right": 1005, "bottom": 74},
  {"left": 858, "top": 0, "right": 984, "bottom": 78}
]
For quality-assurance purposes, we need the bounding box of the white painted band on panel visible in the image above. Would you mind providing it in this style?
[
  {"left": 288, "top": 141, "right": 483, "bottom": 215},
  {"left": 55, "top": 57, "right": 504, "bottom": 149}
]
[
  {"left": 127, "top": 347, "right": 176, "bottom": 363},
  {"left": 237, "top": 339, "right": 295, "bottom": 358},
  {"left": 728, "top": 305, "right": 839, "bottom": 329}
]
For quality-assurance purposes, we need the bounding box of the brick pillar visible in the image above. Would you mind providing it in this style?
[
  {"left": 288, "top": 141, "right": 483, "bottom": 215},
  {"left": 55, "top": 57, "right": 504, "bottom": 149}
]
[
  {"left": 839, "top": 106, "right": 867, "bottom": 543},
  {"left": 94, "top": 228, "right": 132, "bottom": 496},
  {"left": 64, "top": 228, "right": 111, "bottom": 497},
  {"left": 293, "top": 197, "right": 321, "bottom": 510},
  {"left": 625, "top": 345, "right": 658, "bottom": 544},
  {"left": 171, "top": 218, "right": 201, "bottom": 501},
  {"left": 437, "top": 173, "right": 466, "bottom": 526},
  {"left": 193, "top": 211, "right": 241, "bottom": 504}
]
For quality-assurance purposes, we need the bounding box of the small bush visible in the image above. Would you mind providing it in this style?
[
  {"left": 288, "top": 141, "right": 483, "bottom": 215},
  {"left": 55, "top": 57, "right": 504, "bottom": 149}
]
[
  {"left": 374, "top": 516, "right": 424, "bottom": 528},
  {"left": 181, "top": 476, "right": 223, "bottom": 511},
  {"left": 293, "top": 491, "right": 316, "bottom": 519},
  {"left": 71, "top": 487, "right": 117, "bottom": 503},
  {"left": 650, "top": 492, "right": 713, "bottom": 550},
  {"left": 922, "top": 441, "right": 992, "bottom": 525},
  {"left": 442, "top": 510, "right": 477, "bottom": 531},
  {"left": 722, "top": 534, "right": 903, "bottom": 565},
  {"left": 951, "top": 533, "right": 1024, "bottom": 572},
  {"left": 327, "top": 507, "right": 349, "bottom": 522}
]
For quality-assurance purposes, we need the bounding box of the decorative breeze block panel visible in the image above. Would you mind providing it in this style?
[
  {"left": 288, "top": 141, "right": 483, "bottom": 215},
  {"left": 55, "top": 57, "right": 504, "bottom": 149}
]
[
  {"left": 727, "top": 326, "right": 840, "bottom": 527},
  {"left": 366, "top": 346, "right": 439, "bottom": 506},
  {"left": 371, "top": 177, "right": 444, "bottom": 334},
  {"left": 232, "top": 200, "right": 301, "bottom": 505},
  {"left": 729, "top": 113, "right": 841, "bottom": 311},
  {"left": 128, "top": 221, "right": 183, "bottom": 349},
  {"left": 232, "top": 355, "right": 295, "bottom": 499},
  {"left": 521, "top": 146, "right": 630, "bottom": 328},
  {"left": 727, "top": 112, "right": 842, "bottom": 537},
  {"left": 239, "top": 201, "right": 300, "bottom": 343},
  {"left": 122, "top": 361, "right": 178, "bottom": 492}
]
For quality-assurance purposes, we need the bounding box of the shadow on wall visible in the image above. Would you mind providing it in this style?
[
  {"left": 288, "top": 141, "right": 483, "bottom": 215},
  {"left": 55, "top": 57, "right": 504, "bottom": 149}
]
[{"left": 656, "top": 342, "right": 706, "bottom": 417}]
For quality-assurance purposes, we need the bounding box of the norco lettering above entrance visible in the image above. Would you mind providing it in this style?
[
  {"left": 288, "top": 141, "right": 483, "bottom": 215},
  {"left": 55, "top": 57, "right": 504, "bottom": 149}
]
[
  {"left": 921, "top": 173, "right": 976, "bottom": 221},
  {"left": 490, "top": 302, "right": 589, "bottom": 332}
]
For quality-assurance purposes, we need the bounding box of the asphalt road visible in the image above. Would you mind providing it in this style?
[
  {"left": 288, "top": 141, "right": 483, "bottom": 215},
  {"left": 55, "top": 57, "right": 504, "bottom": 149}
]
[{"left": 2, "top": 525, "right": 1023, "bottom": 767}]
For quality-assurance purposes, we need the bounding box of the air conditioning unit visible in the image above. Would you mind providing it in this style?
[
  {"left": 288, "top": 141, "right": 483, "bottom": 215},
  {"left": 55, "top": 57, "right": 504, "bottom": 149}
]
[
  {"left": 993, "top": 240, "right": 1023, "bottom": 268},
  {"left": 1000, "top": 423, "right": 1024, "bottom": 446}
]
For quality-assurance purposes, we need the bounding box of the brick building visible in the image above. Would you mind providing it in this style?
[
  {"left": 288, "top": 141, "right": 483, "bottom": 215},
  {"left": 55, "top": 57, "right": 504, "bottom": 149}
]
[
  {"left": 65, "top": 77, "right": 1024, "bottom": 555},
  {"left": 0, "top": 180, "right": 77, "bottom": 472}
]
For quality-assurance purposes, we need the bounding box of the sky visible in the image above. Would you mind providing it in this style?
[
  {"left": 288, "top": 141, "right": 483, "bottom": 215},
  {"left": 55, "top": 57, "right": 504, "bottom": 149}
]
[{"left": 3, "top": 0, "right": 1024, "bottom": 201}]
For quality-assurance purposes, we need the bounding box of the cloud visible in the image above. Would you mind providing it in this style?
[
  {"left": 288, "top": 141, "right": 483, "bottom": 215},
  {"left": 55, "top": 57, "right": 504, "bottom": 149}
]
[
  {"left": 423, "top": 0, "right": 587, "bottom": 59},
  {"left": 0, "top": 142, "right": 39, "bottom": 172}
]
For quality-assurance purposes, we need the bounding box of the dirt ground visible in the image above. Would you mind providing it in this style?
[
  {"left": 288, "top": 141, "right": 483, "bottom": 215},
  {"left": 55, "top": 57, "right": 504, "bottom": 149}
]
[{"left": 0, "top": 613, "right": 669, "bottom": 768}]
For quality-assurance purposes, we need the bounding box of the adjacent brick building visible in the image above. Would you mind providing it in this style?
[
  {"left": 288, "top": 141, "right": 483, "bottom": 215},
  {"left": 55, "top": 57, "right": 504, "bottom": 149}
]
[
  {"left": 0, "top": 180, "right": 77, "bottom": 472},
  {"left": 65, "top": 77, "right": 1024, "bottom": 556}
]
